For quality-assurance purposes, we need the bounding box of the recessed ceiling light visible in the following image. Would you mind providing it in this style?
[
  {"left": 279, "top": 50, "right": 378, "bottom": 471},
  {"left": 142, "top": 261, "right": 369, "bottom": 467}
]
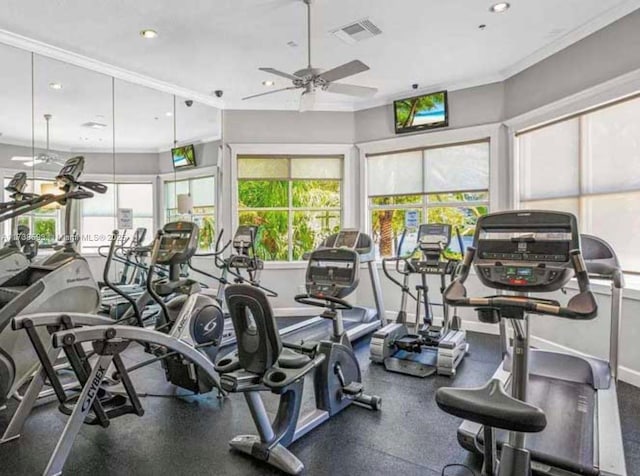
[
  {"left": 165, "top": 111, "right": 173, "bottom": 117},
  {"left": 140, "top": 29, "right": 158, "bottom": 39},
  {"left": 490, "top": 2, "right": 510, "bottom": 13},
  {"left": 262, "top": 80, "right": 275, "bottom": 87},
  {"left": 49, "top": 82, "right": 62, "bottom": 90}
]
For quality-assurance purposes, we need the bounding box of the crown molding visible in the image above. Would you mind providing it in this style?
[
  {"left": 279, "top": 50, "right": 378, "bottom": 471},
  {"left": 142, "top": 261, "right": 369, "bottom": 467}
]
[
  {"left": 0, "top": 29, "right": 224, "bottom": 109},
  {"left": 499, "top": 0, "right": 640, "bottom": 80}
]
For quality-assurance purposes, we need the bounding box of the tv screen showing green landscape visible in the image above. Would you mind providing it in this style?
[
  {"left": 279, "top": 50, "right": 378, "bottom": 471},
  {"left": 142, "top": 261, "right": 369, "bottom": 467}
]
[{"left": 394, "top": 90, "right": 448, "bottom": 134}]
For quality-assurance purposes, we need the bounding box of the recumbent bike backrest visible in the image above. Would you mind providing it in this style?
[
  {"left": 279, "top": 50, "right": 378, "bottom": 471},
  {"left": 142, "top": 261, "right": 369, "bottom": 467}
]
[{"left": 224, "top": 284, "right": 282, "bottom": 375}]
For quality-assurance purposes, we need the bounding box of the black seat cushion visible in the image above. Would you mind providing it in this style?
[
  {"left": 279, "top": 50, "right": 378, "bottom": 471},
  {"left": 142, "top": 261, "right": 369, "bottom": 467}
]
[
  {"left": 277, "top": 347, "right": 311, "bottom": 369},
  {"left": 436, "top": 379, "right": 547, "bottom": 433}
]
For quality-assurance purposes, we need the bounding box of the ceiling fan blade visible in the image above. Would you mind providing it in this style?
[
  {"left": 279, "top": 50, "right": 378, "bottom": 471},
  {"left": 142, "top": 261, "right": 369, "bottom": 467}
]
[
  {"left": 324, "top": 82, "right": 377, "bottom": 97},
  {"left": 258, "top": 67, "right": 300, "bottom": 81},
  {"left": 318, "top": 60, "right": 370, "bottom": 83},
  {"left": 242, "top": 86, "right": 301, "bottom": 100},
  {"left": 299, "top": 90, "right": 316, "bottom": 112}
]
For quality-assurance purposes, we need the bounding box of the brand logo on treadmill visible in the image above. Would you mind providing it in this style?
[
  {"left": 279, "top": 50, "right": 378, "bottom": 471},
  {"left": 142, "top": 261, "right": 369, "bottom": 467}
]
[
  {"left": 81, "top": 365, "right": 107, "bottom": 412},
  {"left": 67, "top": 276, "right": 91, "bottom": 283}
]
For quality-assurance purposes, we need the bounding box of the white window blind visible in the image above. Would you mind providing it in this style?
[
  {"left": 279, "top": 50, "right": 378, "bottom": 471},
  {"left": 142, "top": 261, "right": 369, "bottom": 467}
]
[{"left": 518, "top": 94, "right": 640, "bottom": 272}]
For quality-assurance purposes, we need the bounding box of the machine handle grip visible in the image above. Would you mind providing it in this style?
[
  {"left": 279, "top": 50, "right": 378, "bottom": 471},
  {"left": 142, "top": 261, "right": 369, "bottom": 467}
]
[
  {"left": 294, "top": 293, "right": 352, "bottom": 310},
  {"left": 79, "top": 181, "right": 108, "bottom": 194}
]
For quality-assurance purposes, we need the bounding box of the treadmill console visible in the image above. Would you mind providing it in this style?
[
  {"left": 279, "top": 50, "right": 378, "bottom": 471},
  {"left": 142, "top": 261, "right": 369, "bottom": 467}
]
[
  {"left": 5, "top": 172, "right": 27, "bottom": 194},
  {"left": 333, "top": 230, "right": 360, "bottom": 249},
  {"left": 156, "top": 221, "right": 199, "bottom": 265}
]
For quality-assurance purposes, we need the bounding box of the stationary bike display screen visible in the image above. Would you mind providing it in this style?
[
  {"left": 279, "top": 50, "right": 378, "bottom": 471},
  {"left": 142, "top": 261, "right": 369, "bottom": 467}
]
[
  {"left": 6, "top": 172, "right": 27, "bottom": 193},
  {"left": 233, "top": 225, "right": 258, "bottom": 250},
  {"left": 504, "top": 267, "right": 534, "bottom": 285},
  {"left": 334, "top": 230, "right": 360, "bottom": 249}
]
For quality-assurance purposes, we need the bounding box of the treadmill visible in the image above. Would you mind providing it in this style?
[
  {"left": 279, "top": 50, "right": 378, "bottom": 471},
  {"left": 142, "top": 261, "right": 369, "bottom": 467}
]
[
  {"left": 447, "top": 211, "right": 626, "bottom": 476},
  {"left": 279, "top": 229, "right": 386, "bottom": 344}
]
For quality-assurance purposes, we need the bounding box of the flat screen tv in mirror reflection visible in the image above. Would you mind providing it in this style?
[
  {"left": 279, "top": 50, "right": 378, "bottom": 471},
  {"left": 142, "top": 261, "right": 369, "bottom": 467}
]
[
  {"left": 394, "top": 90, "right": 448, "bottom": 134},
  {"left": 172, "top": 144, "right": 197, "bottom": 170}
]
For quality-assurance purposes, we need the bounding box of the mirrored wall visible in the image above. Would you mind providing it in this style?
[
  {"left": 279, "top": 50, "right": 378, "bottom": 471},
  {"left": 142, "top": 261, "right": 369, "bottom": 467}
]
[{"left": 0, "top": 40, "right": 221, "bottom": 281}]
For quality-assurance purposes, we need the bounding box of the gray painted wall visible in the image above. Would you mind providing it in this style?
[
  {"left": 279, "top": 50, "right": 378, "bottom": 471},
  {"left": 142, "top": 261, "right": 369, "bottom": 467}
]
[
  {"left": 223, "top": 110, "right": 355, "bottom": 144},
  {"left": 505, "top": 9, "right": 640, "bottom": 118},
  {"left": 355, "top": 82, "right": 505, "bottom": 143},
  {"left": 157, "top": 140, "right": 221, "bottom": 174}
]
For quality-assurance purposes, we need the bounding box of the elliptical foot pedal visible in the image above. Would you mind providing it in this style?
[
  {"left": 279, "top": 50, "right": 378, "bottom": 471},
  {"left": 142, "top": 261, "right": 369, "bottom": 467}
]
[
  {"left": 342, "top": 382, "right": 363, "bottom": 397},
  {"left": 383, "top": 357, "right": 436, "bottom": 378}
]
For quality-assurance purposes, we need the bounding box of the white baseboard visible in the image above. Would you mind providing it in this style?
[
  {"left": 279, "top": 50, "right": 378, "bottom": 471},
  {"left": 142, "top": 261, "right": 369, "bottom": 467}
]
[{"left": 530, "top": 335, "right": 640, "bottom": 388}]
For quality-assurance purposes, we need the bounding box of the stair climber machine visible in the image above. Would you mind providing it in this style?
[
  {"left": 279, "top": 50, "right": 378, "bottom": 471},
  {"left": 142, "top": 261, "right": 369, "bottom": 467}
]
[
  {"left": 1, "top": 220, "right": 228, "bottom": 476},
  {"left": 215, "top": 244, "right": 381, "bottom": 474},
  {"left": 0, "top": 156, "right": 107, "bottom": 410},
  {"left": 434, "top": 210, "right": 626, "bottom": 476},
  {"left": 280, "top": 229, "right": 386, "bottom": 345},
  {"left": 370, "top": 223, "right": 469, "bottom": 377},
  {"left": 0, "top": 172, "right": 40, "bottom": 280}
]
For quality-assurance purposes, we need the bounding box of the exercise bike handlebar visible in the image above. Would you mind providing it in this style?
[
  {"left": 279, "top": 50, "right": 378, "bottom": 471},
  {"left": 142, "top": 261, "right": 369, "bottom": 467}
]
[
  {"left": 294, "top": 293, "right": 353, "bottom": 310},
  {"left": 443, "top": 247, "right": 598, "bottom": 320}
]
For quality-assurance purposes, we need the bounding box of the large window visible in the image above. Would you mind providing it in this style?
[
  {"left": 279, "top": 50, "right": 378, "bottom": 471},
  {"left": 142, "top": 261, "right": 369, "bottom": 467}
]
[
  {"left": 81, "top": 182, "right": 154, "bottom": 252},
  {"left": 368, "top": 141, "right": 490, "bottom": 257},
  {"left": 164, "top": 176, "right": 215, "bottom": 250},
  {"left": 517, "top": 94, "right": 640, "bottom": 273},
  {"left": 237, "top": 156, "right": 343, "bottom": 261},
  {"left": 3, "top": 177, "right": 61, "bottom": 249}
]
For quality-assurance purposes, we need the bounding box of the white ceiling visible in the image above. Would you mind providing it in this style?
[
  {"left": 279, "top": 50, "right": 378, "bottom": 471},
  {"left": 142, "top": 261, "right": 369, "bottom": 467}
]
[{"left": 0, "top": 0, "right": 638, "bottom": 112}]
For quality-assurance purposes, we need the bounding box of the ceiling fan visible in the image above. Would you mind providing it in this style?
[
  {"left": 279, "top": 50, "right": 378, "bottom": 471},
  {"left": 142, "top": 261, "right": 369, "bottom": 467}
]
[
  {"left": 243, "top": 0, "right": 377, "bottom": 111},
  {"left": 11, "top": 114, "right": 66, "bottom": 167}
]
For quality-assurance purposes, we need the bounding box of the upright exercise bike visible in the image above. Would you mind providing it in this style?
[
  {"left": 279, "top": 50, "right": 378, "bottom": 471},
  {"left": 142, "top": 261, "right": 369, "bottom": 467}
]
[{"left": 216, "top": 246, "right": 381, "bottom": 475}]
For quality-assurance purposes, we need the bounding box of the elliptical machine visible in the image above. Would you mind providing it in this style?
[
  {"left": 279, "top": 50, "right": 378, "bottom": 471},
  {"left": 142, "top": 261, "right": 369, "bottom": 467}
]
[
  {"left": 215, "top": 245, "right": 381, "bottom": 475},
  {"left": 370, "top": 223, "right": 468, "bottom": 377}
]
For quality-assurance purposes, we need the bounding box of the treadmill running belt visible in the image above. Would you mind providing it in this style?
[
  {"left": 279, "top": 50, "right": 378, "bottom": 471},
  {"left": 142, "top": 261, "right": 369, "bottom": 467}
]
[{"left": 489, "top": 375, "right": 596, "bottom": 475}]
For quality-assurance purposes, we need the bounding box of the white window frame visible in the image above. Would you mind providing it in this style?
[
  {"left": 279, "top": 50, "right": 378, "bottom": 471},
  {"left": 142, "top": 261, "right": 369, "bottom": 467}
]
[
  {"left": 357, "top": 123, "right": 502, "bottom": 242},
  {"left": 506, "top": 69, "right": 640, "bottom": 296},
  {"left": 229, "top": 144, "right": 355, "bottom": 268},
  {"left": 159, "top": 164, "right": 219, "bottom": 236},
  {"left": 76, "top": 173, "right": 157, "bottom": 255},
  {"left": 1, "top": 168, "right": 65, "bottom": 253}
]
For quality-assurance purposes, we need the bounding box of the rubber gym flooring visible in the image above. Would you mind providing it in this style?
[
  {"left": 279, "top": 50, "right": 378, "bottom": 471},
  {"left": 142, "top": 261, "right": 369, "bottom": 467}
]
[{"left": 0, "top": 329, "right": 639, "bottom": 475}]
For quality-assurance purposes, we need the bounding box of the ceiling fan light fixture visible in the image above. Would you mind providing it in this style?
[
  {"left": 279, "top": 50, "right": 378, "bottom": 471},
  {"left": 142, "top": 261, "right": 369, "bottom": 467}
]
[
  {"left": 490, "top": 2, "right": 510, "bottom": 13},
  {"left": 262, "top": 80, "right": 275, "bottom": 87}
]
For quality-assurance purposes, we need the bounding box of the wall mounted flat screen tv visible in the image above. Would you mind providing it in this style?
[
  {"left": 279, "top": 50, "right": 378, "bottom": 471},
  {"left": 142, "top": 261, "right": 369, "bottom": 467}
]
[
  {"left": 172, "top": 144, "right": 197, "bottom": 169},
  {"left": 394, "top": 90, "right": 448, "bottom": 134}
]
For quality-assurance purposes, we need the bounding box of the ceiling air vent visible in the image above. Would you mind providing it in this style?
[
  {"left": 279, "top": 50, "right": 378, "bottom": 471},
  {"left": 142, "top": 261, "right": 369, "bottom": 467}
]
[{"left": 331, "top": 18, "right": 382, "bottom": 44}]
